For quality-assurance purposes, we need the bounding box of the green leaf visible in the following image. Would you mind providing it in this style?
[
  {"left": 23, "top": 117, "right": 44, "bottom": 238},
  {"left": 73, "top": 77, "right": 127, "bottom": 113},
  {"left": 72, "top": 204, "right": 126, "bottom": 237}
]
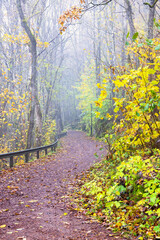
[
  {"left": 150, "top": 193, "right": 157, "bottom": 204},
  {"left": 136, "top": 111, "right": 140, "bottom": 117},
  {"left": 138, "top": 43, "right": 143, "bottom": 47},
  {"left": 114, "top": 201, "right": 121, "bottom": 208},
  {"left": 146, "top": 39, "right": 153, "bottom": 46},
  {"left": 125, "top": 41, "right": 130, "bottom": 46},
  {"left": 126, "top": 32, "right": 130, "bottom": 39},
  {"left": 99, "top": 147, "right": 104, "bottom": 151},
  {"left": 132, "top": 32, "right": 138, "bottom": 41},
  {"left": 94, "top": 153, "right": 99, "bottom": 158},
  {"left": 153, "top": 225, "right": 160, "bottom": 233},
  {"left": 116, "top": 185, "right": 126, "bottom": 194},
  {"left": 144, "top": 103, "right": 150, "bottom": 112},
  {"left": 155, "top": 44, "right": 160, "bottom": 51}
]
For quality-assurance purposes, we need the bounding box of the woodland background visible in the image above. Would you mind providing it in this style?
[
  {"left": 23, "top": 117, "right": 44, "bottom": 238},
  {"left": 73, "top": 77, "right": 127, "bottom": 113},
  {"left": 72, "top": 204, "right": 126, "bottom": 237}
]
[
  {"left": 0, "top": 0, "right": 160, "bottom": 238},
  {"left": 0, "top": 0, "right": 159, "bottom": 152}
]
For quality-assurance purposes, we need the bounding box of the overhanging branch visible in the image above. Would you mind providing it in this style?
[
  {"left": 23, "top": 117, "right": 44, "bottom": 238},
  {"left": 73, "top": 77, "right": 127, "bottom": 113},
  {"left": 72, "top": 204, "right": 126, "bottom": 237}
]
[
  {"left": 84, "top": 0, "right": 112, "bottom": 11},
  {"left": 143, "top": 0, "right": 158, "bottom": 8}
]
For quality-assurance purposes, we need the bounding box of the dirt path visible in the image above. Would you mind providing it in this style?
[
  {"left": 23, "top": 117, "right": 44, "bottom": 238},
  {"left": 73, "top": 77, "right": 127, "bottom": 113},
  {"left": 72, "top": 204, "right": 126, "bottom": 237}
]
[{"left": 0, "top": 131, "right": 125, "bottom": 240}]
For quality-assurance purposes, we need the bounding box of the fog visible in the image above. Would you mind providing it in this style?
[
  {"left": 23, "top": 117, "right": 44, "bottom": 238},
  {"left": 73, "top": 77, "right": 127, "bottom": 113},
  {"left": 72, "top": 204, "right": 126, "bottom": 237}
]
[{"left": 0, "top": 0, "right": 159, "bottom": 151}]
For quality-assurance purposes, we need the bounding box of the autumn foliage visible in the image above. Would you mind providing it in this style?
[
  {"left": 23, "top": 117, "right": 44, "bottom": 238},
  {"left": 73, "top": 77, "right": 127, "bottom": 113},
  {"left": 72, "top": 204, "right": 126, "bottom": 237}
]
[
  {"left": 73, "top": 31, "right": 160, "bottom": 238},
  {"left": 58, "top": 0, "right": 86, "bottom": 33},
  {"left": 59, "top": 6, "right": 83, "bottom": 34}
]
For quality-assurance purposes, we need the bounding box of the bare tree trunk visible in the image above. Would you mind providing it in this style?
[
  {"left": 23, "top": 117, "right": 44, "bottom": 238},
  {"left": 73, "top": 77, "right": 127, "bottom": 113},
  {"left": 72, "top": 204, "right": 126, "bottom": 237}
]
[
  {"left": 45, "top": 58, "right": 63, "bottom": 119},
  {"left": 55, "top": 101, "right": 63, "bottom": 134},
  {"left": 147, "top": 0, "right": 156, "bottom": 39},
  {"left": 16, "top": 0, "right": 42, "bottom": 148},
  {"left": 96, "top": 15, "right": 101, "bottom": 97},
  {"left": 121, "top": 11, "right": 127, "bottom": 66},
  {"left": 124, "top": 0, "right": 136, "bottom": 38},
  {"left": 93, "top": 1, "right": 101, "bottom": 97}
]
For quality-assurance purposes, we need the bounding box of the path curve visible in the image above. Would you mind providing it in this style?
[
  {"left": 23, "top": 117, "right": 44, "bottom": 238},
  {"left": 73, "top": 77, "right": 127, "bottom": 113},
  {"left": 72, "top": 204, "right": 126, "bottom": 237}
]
[{"left": 0, "top": 131, "right": 125, "bottom": 240}]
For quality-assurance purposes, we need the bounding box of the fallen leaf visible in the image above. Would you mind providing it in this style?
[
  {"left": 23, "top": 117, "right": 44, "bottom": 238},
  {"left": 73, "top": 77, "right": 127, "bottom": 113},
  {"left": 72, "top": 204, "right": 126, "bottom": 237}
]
[
  {"left": 15, "top": 211, "right": 22, "bottom": 215},
  {"left": 63, "top": 221, "right": 70, "bottom": 225},
  {"left": 0, "top": 224, "right": 6, "bottom": 228},
  {"left": 4, "top": 209, "right": 9, "bottom": 212},
  {"left": 17, "top": 237, "right": 26, "bottom": 240},
  {"left": 28, "top": 200, "right": 38, "bottom": 203}
]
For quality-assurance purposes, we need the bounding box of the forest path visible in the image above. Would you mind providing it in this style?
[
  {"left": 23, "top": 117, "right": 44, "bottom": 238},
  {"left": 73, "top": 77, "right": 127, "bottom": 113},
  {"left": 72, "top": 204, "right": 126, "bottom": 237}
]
[{"left": 0, "top": 131, "right": 124, "bottom": 240}]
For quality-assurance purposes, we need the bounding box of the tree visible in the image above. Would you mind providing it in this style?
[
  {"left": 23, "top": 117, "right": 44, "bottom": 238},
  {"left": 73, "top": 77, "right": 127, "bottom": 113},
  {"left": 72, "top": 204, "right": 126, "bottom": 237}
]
[
  {"left": 147, "top": 0, "right": 156, "bottom": 39},
  {"left": 16, "top": 0, "right": 42, "bottom": 148},
  {"left": 124, "top": 0, "right": 136, "bottom": 38}
]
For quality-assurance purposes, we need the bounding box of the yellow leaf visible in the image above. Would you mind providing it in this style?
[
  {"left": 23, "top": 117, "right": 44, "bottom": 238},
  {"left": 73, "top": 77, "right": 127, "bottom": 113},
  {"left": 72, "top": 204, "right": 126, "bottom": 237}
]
[
  {"left": 156, "top": 208, "right": 160, "bottom": 217},
  {"left": 28, "top": 200, "right": 38, "bottom": 203},
  {"left": 0, "top": 225, "right": 6, "bottom": 228},
  {"left": 4, "top": 209, "right": 9, "bottom": 212},
  {"left": 95, "top": 112, "right": 100, "bottom": 118},
  {"left": 97, "top": 83, "right": 103, "bottom": 89}
]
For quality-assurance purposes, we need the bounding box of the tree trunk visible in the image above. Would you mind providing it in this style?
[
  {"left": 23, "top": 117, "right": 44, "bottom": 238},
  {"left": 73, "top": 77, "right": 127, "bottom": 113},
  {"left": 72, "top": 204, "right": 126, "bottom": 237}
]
[
  {"left": 96, "top": 15, "right": 101, "bottom": 97},
  {"left": 93, "top": 1, "right": 101, "bottom": 97},
  {"left": 121, "top": 11, "right": 127, "bottom": 66},
  {"left": 16, "top": 0, "right": 42, "bottom": 148},
  {"left": 55, "top": 101, "right": 63, "bottom": 135},
  {"left": 147, "top": 0, "right": 156, "bottom": 39},
  {"left": 124, "top": 0, "right": 136, "bottom": 38}
]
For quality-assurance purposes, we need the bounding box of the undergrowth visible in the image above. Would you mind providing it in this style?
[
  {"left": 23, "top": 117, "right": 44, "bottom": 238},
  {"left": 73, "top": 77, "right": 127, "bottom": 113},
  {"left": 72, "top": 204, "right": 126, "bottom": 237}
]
[
  {"left": 72, "top": 150, "right": 160, "bottom": 239},
  {"left": 71, "top": 38, "right": 160, "bottom": 240}
]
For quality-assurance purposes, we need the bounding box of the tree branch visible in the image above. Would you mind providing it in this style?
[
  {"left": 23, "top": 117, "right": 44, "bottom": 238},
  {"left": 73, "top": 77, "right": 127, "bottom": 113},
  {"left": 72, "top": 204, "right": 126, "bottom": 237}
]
[
  {"left": 90, "top": 0, "right": 112, "bottom": 6},
  {"left": 16, "top": 0, "right": 36, "bottom": 47},
  {"left": 83, "top": 0, "right": 113, "bottom": 12},
  {"left": 144, "top": 0, "right": 158, "bottom": 8}
]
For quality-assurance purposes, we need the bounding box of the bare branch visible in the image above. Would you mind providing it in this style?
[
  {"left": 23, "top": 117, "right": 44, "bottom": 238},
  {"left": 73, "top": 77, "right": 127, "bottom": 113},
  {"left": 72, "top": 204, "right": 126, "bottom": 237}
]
[
  {"left": 84, "top": 0, "right": 113, "bottom": 11},
  {"left": 144, "top": 0, "right": 158, "bottom": 8},
  {"left": 16, "top": 0, "right": 36, "bottom": 47}
]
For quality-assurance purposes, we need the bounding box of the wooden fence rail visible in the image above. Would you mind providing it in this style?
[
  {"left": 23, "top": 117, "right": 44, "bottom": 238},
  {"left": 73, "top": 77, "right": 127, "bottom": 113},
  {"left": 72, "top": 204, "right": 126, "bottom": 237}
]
[{"left": 0, "top": 132, "right": 67, "bottom": 169}]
